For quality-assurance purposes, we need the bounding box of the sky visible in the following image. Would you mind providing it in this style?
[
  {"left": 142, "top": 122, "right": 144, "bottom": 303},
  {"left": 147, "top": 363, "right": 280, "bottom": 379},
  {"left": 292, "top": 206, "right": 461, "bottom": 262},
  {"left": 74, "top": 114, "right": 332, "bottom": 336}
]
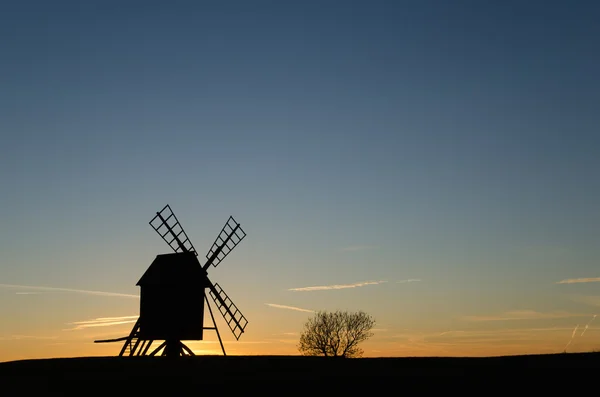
[{"left": 1, "top": 0, "right": 599, "bottom": 362}]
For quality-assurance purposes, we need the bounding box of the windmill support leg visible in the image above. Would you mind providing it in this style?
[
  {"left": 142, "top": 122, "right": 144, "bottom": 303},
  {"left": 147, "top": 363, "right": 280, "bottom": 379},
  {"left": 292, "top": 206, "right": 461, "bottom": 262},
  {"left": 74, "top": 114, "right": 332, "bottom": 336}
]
[
  {"left": 181, "top": 343, "right": 195, "bottom": 356},
  {"left": 141, "top": 340, "right": 154, "bottom": 356},
  {"left": 130, "top": 338, "right": 142, "bottom": 356},
  {"left": 136, "top": 340, "right": 147, "bottom": 356},
  {"left": 205, "top": 295, "right": 226, "bottom": 356},
  {"left": 149, "top": 341, "right": 167, "bottom": 356},
  {"left": 119, "top": 318, "right": 141, "bottom": 357},
  {"left": 164, "top": 339, "right": 181, "bottom": 358}
]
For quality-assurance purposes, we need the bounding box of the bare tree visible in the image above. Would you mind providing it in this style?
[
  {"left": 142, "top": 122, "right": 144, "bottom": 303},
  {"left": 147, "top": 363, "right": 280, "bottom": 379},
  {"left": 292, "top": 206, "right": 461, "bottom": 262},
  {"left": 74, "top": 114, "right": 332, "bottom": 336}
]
[{"left": 298, "top": 310, "right": 375, "bottom": 358}]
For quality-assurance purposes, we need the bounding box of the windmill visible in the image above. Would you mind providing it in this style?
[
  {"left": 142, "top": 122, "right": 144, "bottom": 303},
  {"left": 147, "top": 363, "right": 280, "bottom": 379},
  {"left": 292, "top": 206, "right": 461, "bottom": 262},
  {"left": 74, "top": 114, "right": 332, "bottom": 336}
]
[{"left": 95, "top": 204, "right": 248, "bottom": 357}]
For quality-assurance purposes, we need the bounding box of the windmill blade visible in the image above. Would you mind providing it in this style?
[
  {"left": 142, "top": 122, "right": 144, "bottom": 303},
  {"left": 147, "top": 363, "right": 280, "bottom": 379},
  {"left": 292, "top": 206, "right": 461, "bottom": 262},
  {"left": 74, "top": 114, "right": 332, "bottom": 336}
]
[
  {"left": 149, "top": 204, "right": 197, "bottom": 255},
  {"left": 203, "top": 216, "right": 246, "bottom": 269},
  {"left": 208, "top": 281, "right": 248, "bottom": 340}
]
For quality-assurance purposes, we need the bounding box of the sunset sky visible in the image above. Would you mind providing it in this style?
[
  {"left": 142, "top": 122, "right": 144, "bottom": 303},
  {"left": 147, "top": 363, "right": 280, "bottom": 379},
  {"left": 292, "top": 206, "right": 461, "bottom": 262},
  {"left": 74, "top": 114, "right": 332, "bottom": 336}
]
[{"left": 1, "top": 0, "right": 600, "bottom": 362}]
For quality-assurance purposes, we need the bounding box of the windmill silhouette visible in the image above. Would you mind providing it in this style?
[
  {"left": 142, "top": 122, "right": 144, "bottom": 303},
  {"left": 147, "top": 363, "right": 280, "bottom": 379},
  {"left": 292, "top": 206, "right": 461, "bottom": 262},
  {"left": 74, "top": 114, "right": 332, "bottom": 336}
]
[{"left": 95, "top": 204, "right": 248, "bottom": 357}]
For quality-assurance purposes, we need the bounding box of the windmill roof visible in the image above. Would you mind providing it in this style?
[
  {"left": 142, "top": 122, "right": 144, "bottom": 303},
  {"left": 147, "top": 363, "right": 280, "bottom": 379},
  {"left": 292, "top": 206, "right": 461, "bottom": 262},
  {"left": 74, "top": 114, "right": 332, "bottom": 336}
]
[{"left": 137, "top": 252, "right": 206, "bottom": 286}]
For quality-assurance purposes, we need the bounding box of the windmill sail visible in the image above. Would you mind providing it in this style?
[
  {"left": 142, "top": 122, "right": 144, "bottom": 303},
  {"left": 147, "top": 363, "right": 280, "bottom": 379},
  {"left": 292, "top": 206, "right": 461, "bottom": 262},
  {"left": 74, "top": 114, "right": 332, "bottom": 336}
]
[
  {"left": 149, "top": 205, "right": 197, "bottom": 255},
  {"left": 204, "top": 216, "right": 246, "bottom": 269},
  {"left": 208, "top": 282, "right": 248, "bottom": 340}
]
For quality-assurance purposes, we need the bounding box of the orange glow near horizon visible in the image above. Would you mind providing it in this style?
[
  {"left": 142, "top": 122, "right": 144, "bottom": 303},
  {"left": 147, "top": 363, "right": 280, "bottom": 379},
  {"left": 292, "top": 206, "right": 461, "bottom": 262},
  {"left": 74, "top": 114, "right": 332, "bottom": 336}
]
[
  {"left": 1, "top": 279, "right": 599, "bottom": 363},
  {"left": 2, "top": 322, "right": 600, "bottom": 363}
]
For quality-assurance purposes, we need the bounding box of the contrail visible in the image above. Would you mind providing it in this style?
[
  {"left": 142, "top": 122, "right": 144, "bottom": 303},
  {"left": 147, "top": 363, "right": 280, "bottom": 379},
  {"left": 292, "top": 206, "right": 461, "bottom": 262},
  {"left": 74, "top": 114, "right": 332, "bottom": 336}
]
[
  {"left": 564, "top": 324, "right": 579, "bottom": 352},
  {"left": 64, "top": 315, "right": 139, "bottom": 331},
  {"left": 265, "top": 303, "right": 315, "bottom": 313},
  {"left": 0, "top": 283, "right": 139, "bottom": 298},
  {"left": 289, "top": 280, "right": 386, "bottom": 291},
  {"left": 556, "top": 277, "right": 600, "bottom": 284},
  {"left": 580, "top": 314, "right": 597, "bottom": 337}
]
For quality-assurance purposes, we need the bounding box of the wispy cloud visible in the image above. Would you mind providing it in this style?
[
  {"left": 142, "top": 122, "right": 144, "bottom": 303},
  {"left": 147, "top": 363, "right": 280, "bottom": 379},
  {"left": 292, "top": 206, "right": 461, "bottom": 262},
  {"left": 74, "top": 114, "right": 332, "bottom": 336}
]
[
  {"left": 271, "top": 339, "right": 300, "bottom": 344},
  {"left": 564, "top": 324, "right": 579, "bottom": 351},
  {"left": 377, "top": 326, "right": 600, "bottom": 357},
  {"left": 341, "top": 245, "right": 379, "bottom": 252},
  {"left": 0, "top": 335, "right": 59, "bottom": 341},
  {"left": 392, "top": 327, "right": 580, "bottom": 341},
  {"left": 433, "top": 327, "right": 584, "bottom": 342},
  {"left": 64, "top": 315, "right": 138, "bottom": 331},
  {"left": 397, "top": 279, "right": 421, "bottom": 284},
  {"left": 289, "top": 280, "right": 386, "bottom": 292},
  {"left": 265, "top": 303, "right": 315, "bottom": 313},
  {"left": 273, "top": 332, "right": 298, "bottom": 337},
  {"left": 463, "top": 310, "right": 590, "bottom": 322},
  {"left": 234, "top": 341, "right": 272, "bottom": 344},
  {"left": 556, "top": 277, "right": 600, "bottom": 284},
  {"left": 0, "top": 283, "right": 139, "bottom": 299},
  {"left": 438, "top": 330, "right": 466, "bottom": 336}
]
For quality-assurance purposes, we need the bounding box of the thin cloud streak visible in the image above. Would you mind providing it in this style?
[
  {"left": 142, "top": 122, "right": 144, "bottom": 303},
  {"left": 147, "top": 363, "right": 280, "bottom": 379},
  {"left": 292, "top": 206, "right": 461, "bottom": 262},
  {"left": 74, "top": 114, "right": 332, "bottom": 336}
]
[
  {"left": 289, "top": 280, "right": 386, "bottom": 291},
  {"left": 0, "top": 335, "right": 59, "bottom": 341},
  {"left": 380, "top": 324, "right": 600, "bottom": 357},
  {"left": 564, "top": 324, "right": 579, "bottom": 352},
  {"left": 438, "top": 330, "right": 466, "bottom": 336},
  {"left": 464, "top": 310, "right": 591, "bottom": 322},
  {"left": 265, "top": 303, "right": 315, "bottom": 313},
  {"left": 0, "top": 283, "right": 139, "bottom": 299},
  {"left": 581, "top": 315, "right": 597, "bottom": 337},
  {"left": 556, "top": 277, "right": 600, "bottom": 284},
  {"left": 65, "top": 315, "right": 139, "bottom": 331},
  {"left": 394, "top": 327, "right": 583, "bottom": 340},
  {"left": 397, "top": 279, "right": 421, "bottom": 284}
]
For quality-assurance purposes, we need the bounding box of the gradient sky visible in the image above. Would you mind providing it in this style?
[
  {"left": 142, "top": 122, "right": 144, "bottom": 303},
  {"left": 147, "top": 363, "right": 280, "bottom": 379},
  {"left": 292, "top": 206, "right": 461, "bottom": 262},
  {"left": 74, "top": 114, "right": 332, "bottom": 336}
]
[{"left": 1, "top": 0, "right": 599, "bottom": 362}]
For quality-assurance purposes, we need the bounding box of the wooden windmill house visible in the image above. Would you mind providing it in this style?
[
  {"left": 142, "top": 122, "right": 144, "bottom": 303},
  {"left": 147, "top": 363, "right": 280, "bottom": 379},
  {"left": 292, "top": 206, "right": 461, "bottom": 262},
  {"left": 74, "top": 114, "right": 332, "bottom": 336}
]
[{"left": 96, "top": 204, "right": 248, "bottom": 357}]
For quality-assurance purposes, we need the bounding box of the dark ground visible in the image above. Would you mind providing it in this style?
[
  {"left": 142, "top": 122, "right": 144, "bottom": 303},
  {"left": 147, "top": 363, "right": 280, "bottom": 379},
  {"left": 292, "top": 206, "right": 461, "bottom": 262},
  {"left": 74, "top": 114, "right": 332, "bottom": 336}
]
[{"left": 1, "top": 353, "right": 598, "bottom": 394}]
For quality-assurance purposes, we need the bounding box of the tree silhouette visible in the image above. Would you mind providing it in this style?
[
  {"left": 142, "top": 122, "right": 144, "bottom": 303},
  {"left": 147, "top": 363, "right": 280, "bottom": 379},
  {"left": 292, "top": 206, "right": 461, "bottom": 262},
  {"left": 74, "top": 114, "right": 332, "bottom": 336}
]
[{"left": 298, "top": 310, "right": 375, "bottom": 358}]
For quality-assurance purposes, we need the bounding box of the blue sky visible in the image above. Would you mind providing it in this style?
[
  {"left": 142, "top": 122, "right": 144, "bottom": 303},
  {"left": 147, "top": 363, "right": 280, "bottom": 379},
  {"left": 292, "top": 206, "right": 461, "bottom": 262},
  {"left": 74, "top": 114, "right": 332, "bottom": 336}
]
[{"left": 1, "top": 0, "right": 599, "bottom": 360}]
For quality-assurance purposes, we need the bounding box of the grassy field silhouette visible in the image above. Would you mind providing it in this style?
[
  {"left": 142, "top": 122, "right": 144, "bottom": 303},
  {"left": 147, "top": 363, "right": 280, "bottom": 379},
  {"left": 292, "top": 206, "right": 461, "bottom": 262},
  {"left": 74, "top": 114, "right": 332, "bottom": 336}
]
[{"left": 1, "top": 353, "right": 599, "bottom": 393}]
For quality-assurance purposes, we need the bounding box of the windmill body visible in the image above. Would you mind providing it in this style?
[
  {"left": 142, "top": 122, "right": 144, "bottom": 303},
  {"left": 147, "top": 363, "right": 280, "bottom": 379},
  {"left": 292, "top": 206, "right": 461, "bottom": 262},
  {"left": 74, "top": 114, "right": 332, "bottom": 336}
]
[
  {"left": 95, "top": 205, "right": 248, "bottom": 357},
  {"left": 137, "top": 252, "right": 207, "bottom": 341}
]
